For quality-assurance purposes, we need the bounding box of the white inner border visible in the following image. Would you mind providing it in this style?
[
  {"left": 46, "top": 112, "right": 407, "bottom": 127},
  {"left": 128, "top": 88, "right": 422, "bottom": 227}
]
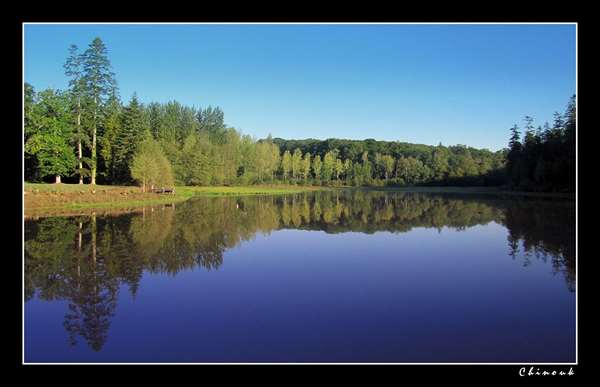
[{"left": 22, "top": 21, "right": 578, "bottom": 366}]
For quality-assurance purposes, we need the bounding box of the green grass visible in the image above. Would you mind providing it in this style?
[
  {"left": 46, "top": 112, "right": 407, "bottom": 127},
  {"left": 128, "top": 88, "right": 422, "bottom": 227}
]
[
  {"left": 24, "top": 182, "right": 134, "bottom": 192},
  {"left": 24, "top": 182, "right": 329, "bottom": 215},
  {"left": 24, "top": 182, "right": 325, "bottom": 195}
]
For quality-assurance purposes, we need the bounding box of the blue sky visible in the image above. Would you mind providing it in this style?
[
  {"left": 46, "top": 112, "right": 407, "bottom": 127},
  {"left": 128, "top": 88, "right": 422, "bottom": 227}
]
[{"left": 24, "top": 23, "right": 576, "bottom": 151}]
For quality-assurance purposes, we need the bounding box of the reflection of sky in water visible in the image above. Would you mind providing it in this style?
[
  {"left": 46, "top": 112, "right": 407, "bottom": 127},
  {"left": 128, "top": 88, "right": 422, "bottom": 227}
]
[{"left": 25, "top": 219, "right": 575, "bottom": 363}]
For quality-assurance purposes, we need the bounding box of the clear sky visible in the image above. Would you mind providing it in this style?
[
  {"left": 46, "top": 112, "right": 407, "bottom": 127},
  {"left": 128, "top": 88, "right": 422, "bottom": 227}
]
[{"left": 23, "top": 23, "right": 576, "bottom": 151}]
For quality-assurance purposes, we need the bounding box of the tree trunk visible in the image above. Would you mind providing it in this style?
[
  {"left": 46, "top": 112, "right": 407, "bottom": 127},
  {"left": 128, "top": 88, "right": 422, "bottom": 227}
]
[
  {"left": 55, "top": 175, "right": 61, "bottom": 184},
  {"left": 78, "top": 222, "right": 82, "bottom": 252},
  {"left": 78, "top": 139, "right": 83, "bottom": 184},
  {"left": 77, "top": 98, "right": 83, "bottom": 184},
  {"left": 91, "top": 212, "right": 96, "bottom": 265},
  {"left": 91, "top": 97, "right": 97, "bottom": 185}
]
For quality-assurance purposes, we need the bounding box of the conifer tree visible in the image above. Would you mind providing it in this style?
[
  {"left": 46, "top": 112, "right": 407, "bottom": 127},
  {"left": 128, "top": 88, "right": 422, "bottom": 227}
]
[
  {"left": 99, "top": 87, "right": 122, "bottom": 183},
  {"left": 113, "top": 94, "right": 145, "bottom": 182},
  {"left": 64, "top": 44, "right": 87, "bottom": 184},
  {"left": 81, "top": 37, "right": 116, "bottom": 185}
]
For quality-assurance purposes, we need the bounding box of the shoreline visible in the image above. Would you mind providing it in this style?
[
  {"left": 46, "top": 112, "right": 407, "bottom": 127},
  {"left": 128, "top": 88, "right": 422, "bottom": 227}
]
[
  {"left": 24, "top": 183, "right": 574, "bottom": 218},
  {"left": 348, "top": 186, "right": 575, "bottom": 199},
  {"left": 24, "top": 183, "right": 328, "bottom": 218}
]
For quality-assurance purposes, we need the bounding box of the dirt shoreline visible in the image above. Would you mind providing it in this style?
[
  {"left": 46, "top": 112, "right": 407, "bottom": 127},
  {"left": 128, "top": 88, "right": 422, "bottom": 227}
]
[{"left": 24, "top": 184, "right": 574, "bottom": 219}]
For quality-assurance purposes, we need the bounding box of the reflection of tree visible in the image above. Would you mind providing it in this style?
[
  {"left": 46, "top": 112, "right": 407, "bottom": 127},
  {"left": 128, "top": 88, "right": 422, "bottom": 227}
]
[
  {"left": 25, "top": 191, "right": 576, "bottom": 351},
  {"left": 502, "top": 198, "right": 575, "bottom": 292},
  {"left": 25, "top": 217, "right": 79, "bottom": 301},
  {"left": 282, "top": 191, "right": 506, "bottom": 236},
  {"left": 63, "top": 261, "right": 118, "bottom": 351},
  {"left": 61, "top": 214, "right": 119, "bottom": 351},
  {"left": 25, "top": 214, "right": 120, "bottom": 351}
]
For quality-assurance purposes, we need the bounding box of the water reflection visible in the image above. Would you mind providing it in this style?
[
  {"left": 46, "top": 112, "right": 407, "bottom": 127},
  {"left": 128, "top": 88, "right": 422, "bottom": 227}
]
[{"left": 24, "top": 190, "right": 575, "bottom": 353}]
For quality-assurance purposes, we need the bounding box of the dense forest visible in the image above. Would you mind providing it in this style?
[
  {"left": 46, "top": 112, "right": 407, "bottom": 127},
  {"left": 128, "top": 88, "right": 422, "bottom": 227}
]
[
  {"left": 24, "top": 37, "right": 575, "bottom": 191},
  {"left": 505, "top": 96, "right": 576, "bottom": 192}
]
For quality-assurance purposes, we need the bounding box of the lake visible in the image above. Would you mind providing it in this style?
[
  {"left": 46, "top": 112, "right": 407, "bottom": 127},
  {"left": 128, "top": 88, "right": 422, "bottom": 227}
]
[{"left": 24, "top": 190, "right": 576, "bottom": 363}]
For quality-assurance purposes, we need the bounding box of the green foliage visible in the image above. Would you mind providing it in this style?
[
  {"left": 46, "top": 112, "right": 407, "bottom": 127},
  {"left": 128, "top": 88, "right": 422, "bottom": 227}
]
[
  {"left": 271, "top": 137, "right": 505, "bottom": 187},
  {"left": 81, "top": 37, "right": 117, "bottom": 184},
  {"left": 113, "top": 94, "right": 146, "bottom": 182},
  {"left": 291, "top": 148, "right": 303, "bottom": 180},
  {"left": 395, "top": 156, "right": 430, "bottom": 185},
  {"left": 197, "top": 106, "right": 226, "bottom": 144},
  {"left": 335, "top": 158, "right": 344, "bottom": 181},
  {"left": 504, "top": 95, "right": 576, "bottom": 192},
  {"left": 312, "top": 155, "right": 322, "bottom": 182},
  {"left": 81, "top": 38, "right": 115, "bottom": 105},
  {"left": 98, "top": 89, "right": 121, "bottom": 182},
  {"left": 431, "top": 145, "right": 450, "bottom": 181},
  {"left": 26, "top": 36, "right": 571, "bottom": 192},
  {"left": 322, "top": 150, "right": 336, "bottom": 182},
  {"left": 177, "top": 133, "right": 212, "bottom": 186},
  {"left": 281, "top": 150, "right": 292, "bottom": 181},
  {"left": 343, "top": 159, "right": 352, "bottom": 183},
  {"left": 130, "top": 134, "right": 174, "bottom": 191},
  {"left": 25, "top": 83, "right": 40, "bottom": 181},
  {"left": 380, "top": 154, "right": 395, "bottom": 181},
  {"left": 24, "top": 89, "right": 77, "bottom": 180},
  {"left": 301, "top": 152, "right": 311, "bottom": 181},
  {"left": 361, "top": 152, "right": 372, "bottom": 185},
  {"left": 26, "top": 133, "right": 77, "bottom": 180}
]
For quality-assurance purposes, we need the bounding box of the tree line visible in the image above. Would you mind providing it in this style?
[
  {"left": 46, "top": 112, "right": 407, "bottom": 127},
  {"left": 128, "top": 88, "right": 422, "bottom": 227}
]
[
  {"left": 24, "top": 37, "right": 574, "bottom": 191},
  {"left": 270, "top": 138, "right": 506, "bottom": 186},
  {"left": 23, "top": 37, "right": 289, "bottom": 188},
  {"left": 506, "top": 95, "right": 576, "bottom": 192}
]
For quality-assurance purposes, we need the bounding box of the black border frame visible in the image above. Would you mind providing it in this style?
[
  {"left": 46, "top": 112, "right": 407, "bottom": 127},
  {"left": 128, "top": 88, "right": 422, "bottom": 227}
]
[{"left": 9, "top": 12, "right": 591, "bottom": 382}]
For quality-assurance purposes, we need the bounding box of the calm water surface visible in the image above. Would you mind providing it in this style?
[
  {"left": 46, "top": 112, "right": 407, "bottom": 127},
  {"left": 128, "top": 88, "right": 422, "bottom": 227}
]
[{"left": 24, "top": 190, "right": 575, "bottom": 363}]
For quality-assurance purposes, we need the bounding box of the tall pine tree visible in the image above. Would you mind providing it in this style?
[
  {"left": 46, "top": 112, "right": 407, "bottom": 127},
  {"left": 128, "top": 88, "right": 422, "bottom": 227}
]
[
  {"left": 64, "top": 44, "right": 88, "bottom": 184},
  {"left": 81, "top": 37, "right": 116, "bottom": 185},
  {"left": 99, "top": 87, "right": 122, "bottom": 183},
  {"left": 113, "top": 94, "right": 146, "bottom": 183}
]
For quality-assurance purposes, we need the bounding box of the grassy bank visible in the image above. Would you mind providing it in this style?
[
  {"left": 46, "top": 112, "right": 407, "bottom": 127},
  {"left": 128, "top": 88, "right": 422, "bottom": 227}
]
[
  {"left": 24, "top": 183, "right": 573, "bottom": 218},
  {"left": 24, "top": 183, "right": 327, "bottom": 216}
]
